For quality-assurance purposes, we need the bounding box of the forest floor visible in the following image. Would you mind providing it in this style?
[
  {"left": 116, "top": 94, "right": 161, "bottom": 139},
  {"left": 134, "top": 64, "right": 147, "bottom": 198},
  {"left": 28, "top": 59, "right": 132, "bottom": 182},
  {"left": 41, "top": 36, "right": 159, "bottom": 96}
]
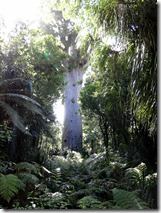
[{"left": 0, "top": 149, "right": 157, "bottom": 209}]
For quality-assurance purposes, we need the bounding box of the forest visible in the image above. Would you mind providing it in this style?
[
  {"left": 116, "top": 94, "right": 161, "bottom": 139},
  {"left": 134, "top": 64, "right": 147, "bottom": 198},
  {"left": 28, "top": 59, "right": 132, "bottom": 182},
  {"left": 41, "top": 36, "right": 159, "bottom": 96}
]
[{"left": 0, "top": 0, "right": 157, "bottom": 210}]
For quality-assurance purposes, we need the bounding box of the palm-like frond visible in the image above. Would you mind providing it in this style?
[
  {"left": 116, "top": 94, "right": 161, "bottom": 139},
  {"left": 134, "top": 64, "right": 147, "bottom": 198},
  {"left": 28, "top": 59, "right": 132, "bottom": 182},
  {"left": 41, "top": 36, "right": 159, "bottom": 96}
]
[
  {"left": 0, "top": 93, "right": 42, "bottom": 114},
  {"left": 0, "top": 174, "right": 24, "bottom": 203},
  {"left": 0, "top": 82, "right": 44, "bottom": 134},
  {"left": 0, "top": 93, "right": 40, "bottom": 105},
  {"left": 0, "top": 100, "right": 30, "bottom": 135}
]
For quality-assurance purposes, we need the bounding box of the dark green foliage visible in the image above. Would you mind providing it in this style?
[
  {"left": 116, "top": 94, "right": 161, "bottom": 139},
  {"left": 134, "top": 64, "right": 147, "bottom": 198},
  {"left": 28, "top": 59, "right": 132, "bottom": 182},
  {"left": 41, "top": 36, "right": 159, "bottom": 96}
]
[
  {"left": 0, "top": 174, "right": 24, "bottom": 203},
  {"left": 0, "top": 125, "right": 13, "bottom": 160},
  {"left": 0, "top": 20, "right": 65, "bottom": 162},
  {"left": 123, "top": 162, "right": 157, "bottom": 208},
  {"left": 0, "top": 148, "right": 157, "bottom": 209},
  {"left": 14, "top": 162, "right": 39, "bottom": 174},
  {"left": 0, "top": 125, "right": 13, "bottom": 143},
  {"left": 16, "top": 172, "right": 39, "bottom": 187},
  {"left": 77, "top": 195, "right": 102, "bottom": 209},
  {"left": 124, "top": 162, "right": 147, "bottom": 190},
  {"left": 112, "top": 188, "right": 150, "bottom": 209},
  {"left": 26, "top": 192, "right": 69, "bottom": 209},
  {"left": 144, "top": 173, "right": 157, "bottom": 208},
  {"left": 75, "top": 0, "right": 157, "bottom": 172}
]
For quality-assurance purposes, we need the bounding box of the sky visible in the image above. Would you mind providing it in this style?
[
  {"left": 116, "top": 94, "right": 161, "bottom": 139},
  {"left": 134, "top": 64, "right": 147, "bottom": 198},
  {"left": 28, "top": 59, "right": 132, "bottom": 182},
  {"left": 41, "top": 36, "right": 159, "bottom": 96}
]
[
  {"left": 53, "top": 99, "right": 64, "bottom": 125},
  {"left": 0, "top": 0, "right": 42, "bottom": 33}
]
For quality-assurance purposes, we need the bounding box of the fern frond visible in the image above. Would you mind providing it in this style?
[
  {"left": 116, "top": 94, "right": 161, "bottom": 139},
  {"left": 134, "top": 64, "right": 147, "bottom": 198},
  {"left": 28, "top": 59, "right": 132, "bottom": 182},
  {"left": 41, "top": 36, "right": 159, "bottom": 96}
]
[
  {"left": 14, "top": 162, "right": 39, "bottom": 174},
  {"left": 112, "top": 188, "right": 150, "bottom": 209},
  {"left": 124, "top": 162, "right": 147, "bottom": 190},
  {"left": 16, "top": 172, "right": 39, "bottom": 186},
  {"left": 0, "top": 93, "right": 41, "bottom": 107},
  {"left": 144, "top": 173, "right": 157, "bottom": 208},
  {"left": 77, "top": 195, "right": 102, "bottom": 209},
  {"left": 125, "top": 168, "right": 140, "bottom": 186},
  {"left": 145, "top": 173, "right": 157, "bottom": 189},
  {"left": 0, "top": 174, "right": 24, "bottom": 203},
  {"left": 0, "top": 100, "right": 30, "bottom": 135},
  {"left": 19, "top": 98, "right": 42, "bottom": 116},
  {"left": 0, "top": 93, "right": 43, "bottom": 116},
  {"left": 52, "top": 168, "right": 62, "bottom": 185},
  {"left": 136, "top": 162, "right": 147, "bottom": 177}
]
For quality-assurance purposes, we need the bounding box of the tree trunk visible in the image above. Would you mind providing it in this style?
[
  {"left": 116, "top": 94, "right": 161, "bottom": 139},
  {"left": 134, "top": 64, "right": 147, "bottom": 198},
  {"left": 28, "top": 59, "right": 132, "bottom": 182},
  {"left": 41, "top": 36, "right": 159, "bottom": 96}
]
[
  {"left": 62, "top": 67, "right": 84, "bottom": 151},
  {"left": 49, "top": 10, "right": 85, "bottom": 151}
]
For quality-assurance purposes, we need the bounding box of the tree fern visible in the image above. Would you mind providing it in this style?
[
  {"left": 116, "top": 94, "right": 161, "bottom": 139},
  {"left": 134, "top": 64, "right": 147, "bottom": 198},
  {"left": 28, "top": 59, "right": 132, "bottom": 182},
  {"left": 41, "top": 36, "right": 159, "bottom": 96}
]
[
  {"left": 0, "top": 174, "right": 24, "bottom": 203},
  {"left": 0, "top": 78, "right": 44, "bottom": 135},
  {"left": 112, "top": 188, "right": 150, "bottom": 209},
  {"left": 0, "top": 100, "right": 29, "bottom": 135},
  {"left": 0, "top": 93, "right": 43, "bottom": 115},
  {"left": 124, "top": 162, "right": 157, "bottom": 207},
  {"left": 0, "top": 93, "right": 41, "bottom": 107}
]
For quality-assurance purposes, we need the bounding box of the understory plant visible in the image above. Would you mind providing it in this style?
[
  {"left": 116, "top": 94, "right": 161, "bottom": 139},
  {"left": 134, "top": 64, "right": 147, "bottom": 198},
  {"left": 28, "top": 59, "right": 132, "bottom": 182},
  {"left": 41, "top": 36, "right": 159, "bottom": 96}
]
[{"left": 0, "top": 149, "right": 157, "bottom": 209}]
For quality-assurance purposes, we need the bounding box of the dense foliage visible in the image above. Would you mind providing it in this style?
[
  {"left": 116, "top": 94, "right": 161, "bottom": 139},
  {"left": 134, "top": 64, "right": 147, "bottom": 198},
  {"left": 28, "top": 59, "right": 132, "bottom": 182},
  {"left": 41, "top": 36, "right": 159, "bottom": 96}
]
[
  {"left": 77, "top": 0, "right": 157, "bottom": 171},
  {"left": 0, "top": 0, "right": 157, "bottom": 210},
  {"left": 0, "top": 150, "right": 157, "bottom": 209}
]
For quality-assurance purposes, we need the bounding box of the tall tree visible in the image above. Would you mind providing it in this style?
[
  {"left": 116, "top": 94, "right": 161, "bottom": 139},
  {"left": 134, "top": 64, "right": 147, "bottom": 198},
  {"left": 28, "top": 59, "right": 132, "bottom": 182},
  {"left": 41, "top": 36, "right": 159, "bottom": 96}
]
[
  {"left": 42, "top": 9, "right": 85, "bottom": 151},
  {"left": 59, "top": 13, "right": 85, "bottom": 151},
  {"left": 63, "top": 65, "right": 84, "bottom": 151}
]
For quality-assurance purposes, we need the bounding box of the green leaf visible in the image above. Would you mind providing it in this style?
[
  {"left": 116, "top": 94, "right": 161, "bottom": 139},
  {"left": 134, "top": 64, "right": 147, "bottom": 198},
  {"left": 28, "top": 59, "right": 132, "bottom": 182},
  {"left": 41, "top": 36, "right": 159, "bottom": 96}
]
[
  {"left": 0, "top": 93, "right": 41, "bottom": 107},
  {"left": 16, "top": 172, "right": 39, "bottom": 186},
  {"left": 0, "top": 100, "right": 31, "bottom": 135},
  {"left": 112, "top": 188, "right": 150, "bottom": 209},
  {"left": 77, "top": 195, "right": 102, "bottom": 209},
  {"left": 14, "top": 162, "right": 39, "bottom": 174},
  {"left": 0, "top": 174, "right": 24, "bottom": 203}
]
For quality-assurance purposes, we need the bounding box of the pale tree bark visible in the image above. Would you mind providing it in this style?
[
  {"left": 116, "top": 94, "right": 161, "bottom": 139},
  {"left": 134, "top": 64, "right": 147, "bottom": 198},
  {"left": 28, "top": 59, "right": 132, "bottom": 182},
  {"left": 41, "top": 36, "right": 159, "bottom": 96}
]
[
  {"left": 49, "top": 10, "right": 85, "bottom": 151},
  {"left": 62, "top": 67, "right": 84, "bottom": 151}
]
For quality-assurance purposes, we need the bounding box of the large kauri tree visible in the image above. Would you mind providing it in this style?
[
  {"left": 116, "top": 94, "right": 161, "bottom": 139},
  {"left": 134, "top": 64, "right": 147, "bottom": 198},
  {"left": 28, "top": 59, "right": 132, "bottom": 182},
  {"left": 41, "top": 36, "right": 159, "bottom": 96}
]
[
  {"left": 46, "top": 10, "right": 85, "bottom": 151},
  {"left": 61, "top": 22, "right": 84, "bottom": 151},
  {"left": 63, "top": 66, "right": 84, "bottom": 151}
]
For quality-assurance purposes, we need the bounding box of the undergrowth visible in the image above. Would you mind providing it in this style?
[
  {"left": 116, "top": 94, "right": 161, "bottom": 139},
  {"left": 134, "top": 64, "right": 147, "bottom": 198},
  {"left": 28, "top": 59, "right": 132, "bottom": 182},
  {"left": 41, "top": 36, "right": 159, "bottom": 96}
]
[{"left": 0, "top": 149, "right": 157, "bottom": 209}]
